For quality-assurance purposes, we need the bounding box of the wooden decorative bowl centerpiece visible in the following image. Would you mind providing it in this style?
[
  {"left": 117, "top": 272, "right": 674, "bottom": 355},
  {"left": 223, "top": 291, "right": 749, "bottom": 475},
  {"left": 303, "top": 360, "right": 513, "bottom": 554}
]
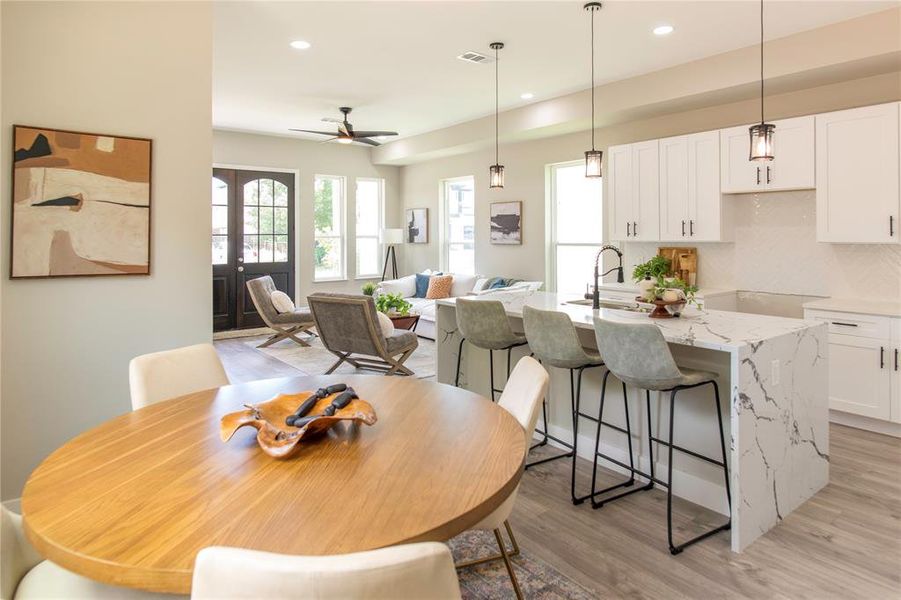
[
  {"left": 220, "top": 384, "right": 377, "bottom": 458},
  {"left": 637, "top": 296, "right": 684, "bottom": 319}
]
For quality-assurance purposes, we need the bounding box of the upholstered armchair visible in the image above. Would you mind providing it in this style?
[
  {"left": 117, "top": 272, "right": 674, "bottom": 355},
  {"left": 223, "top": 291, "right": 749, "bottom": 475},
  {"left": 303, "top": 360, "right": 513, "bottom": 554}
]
[
  {"left": 246, "top": 276, "right": 317, "bottom": 348},
  {"left": 307, "top": 293, "right": 418, "bottom": 376}
]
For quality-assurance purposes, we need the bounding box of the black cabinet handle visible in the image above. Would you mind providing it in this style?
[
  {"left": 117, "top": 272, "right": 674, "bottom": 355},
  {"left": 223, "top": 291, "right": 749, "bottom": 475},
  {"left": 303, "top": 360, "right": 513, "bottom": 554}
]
[
  {"left": 626, "top": 222, "right": 631, "bottom": 237},
  {"left": 682, "top": 220, "right": 685, "bottom": 236},
  {"left": 689, "top": 220, "right": 694, "bottom": 236},
  {"left": 891, "top": 215, "right": 895, "bottom": 237},
  {"left": 633, "top": 221, "right": 638, "bottom": 236},
  {"left": 831, "top": 321, "right": 859, "bottom": 327},
  {"left": 895, "top": 348, "right": 899, "bottom": 371},
  {"left": 880, "top": 346, "right": 885, "bottom": 369},
  {"left": 766, "top": 166, "right": 771, "bottom": 184},
  {"left": 756, "top": 167, "right": 761, "bottom": 185}
]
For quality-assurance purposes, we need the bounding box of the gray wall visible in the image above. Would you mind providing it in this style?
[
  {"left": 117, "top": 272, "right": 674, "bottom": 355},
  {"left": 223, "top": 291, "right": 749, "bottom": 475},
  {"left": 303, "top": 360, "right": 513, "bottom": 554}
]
[{"left": 0, "top": 1, "right": 213, "bottom": 499}]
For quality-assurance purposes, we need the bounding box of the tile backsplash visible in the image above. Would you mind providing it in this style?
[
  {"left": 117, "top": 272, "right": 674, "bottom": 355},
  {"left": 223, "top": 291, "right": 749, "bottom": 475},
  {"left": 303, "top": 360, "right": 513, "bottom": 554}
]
[{"left": 623, "top": 190, "right": 901, "bottom": 300}]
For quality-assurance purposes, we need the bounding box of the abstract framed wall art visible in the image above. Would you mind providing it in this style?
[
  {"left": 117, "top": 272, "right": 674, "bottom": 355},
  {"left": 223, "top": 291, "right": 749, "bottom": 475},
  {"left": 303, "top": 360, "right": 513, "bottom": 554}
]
[
  {"left": 11, "top": 125, "right": 152, "bottom": 278},
  {"left": 406, "top": 208, "right": 428, "bottom": 244},
  {"left": 490, "top": 201, "right": 521, "bottom": 244}
]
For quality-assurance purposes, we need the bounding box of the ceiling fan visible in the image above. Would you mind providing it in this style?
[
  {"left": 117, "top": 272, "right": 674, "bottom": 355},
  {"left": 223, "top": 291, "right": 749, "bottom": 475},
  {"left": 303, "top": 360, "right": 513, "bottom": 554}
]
[{"left": 290, "top": 107, "right": 397, "bottom": 146}]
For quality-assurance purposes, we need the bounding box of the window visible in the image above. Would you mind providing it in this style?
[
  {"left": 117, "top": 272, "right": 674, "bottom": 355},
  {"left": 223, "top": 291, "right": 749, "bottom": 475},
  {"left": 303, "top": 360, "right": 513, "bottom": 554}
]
[
  {"left": 212, "top": 176, "right": 229, "bottom": 265},
  {"left": 243, "top": 178, "right": 289, "bottom": 264},
  {"left": 548, "top": 162, "right": 603, "bottom": 294},
  {"left": 355, "top": 178, "right": 384, "bottom": 279},
  {"left": 441, "top": 177, "right": 475, "bottom": 275},
  {"left": 314, "top": 175, "right": 345, "bottom": 280}
]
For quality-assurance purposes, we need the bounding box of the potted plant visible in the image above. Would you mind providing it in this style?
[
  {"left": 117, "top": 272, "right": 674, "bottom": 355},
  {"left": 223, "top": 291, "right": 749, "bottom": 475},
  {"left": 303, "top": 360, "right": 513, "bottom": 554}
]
[
  {"left": 375, "top": 292, "right": 412, "bottom": 317},
  {"left": 631, "top": 257, "right": 699, "bottom": 317},
  {"left": 361, "top": 281, "right": 378, "bottom": 296}
]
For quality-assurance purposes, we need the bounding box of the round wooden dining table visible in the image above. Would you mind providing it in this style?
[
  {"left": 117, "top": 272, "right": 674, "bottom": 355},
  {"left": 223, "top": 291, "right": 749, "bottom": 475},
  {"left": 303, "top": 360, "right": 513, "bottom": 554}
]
[{"left": 21, "top": 375, "right": 526, "bottom": 594}]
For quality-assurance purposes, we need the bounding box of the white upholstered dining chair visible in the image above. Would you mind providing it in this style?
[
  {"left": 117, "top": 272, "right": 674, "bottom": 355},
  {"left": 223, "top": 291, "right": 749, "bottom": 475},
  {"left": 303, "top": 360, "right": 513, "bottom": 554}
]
[
  {"left": 456, "top": 356, "right": 549, "bottom": 600},
  {"left": 1, "top": 507, "right": 176, "bottom": 600},
  {"left": 190, "top": 542, "right": 461, "bottom": 599},
  {"left": 128, "top": 343, "right": 229, "bottom": 410}
]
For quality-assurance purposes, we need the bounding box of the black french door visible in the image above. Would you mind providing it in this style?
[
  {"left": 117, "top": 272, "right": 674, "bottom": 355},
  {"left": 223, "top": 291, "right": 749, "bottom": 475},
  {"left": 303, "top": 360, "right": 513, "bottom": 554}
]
[{"left": 212, "top": 168, "right": 295, "bottom": 331}]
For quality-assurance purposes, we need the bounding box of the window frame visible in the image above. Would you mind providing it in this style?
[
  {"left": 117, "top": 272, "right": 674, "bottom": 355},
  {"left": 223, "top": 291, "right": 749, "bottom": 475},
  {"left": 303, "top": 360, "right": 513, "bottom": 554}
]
[
  {"left": 313, "top": 174, "right": 347, "bottom": 282},
  {"left": 546, "top": 160, "right": 604, "bottom": 294},
  {"left": 439, "top": 175, "right": 476, "bottom": 275},
  {"left": 354, "top": 177, "right": 385, "bottom": 280}
]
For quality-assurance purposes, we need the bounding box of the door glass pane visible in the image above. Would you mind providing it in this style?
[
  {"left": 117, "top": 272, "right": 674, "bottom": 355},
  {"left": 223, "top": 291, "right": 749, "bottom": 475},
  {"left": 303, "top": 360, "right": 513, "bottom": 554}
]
[
  {"left": 243, "top": 207, "right": 258, "bottom": 234},
  {"left": 259, "top": 236, "right": 274, "bottom": 262},
  {"left": 315, "top": 238, "right": 341, "bottom": 279},
  {"left": 212, "top": 205, "right": 228, "bottom": 235},
  {"left": 212, "top": 177, "right": 228, "bottom": 205},
  {"left": 274, "top": 207, "right": 288, "bottom": 234},
  {"left": 244, "top": 180, "right": 259, "bottom": 205},
  {"left": 259, "top": 179, "right": 274, "bottom": 206},
  {"left": 356, "top": 237, "right": 379, "bottom": 277},
  {"left": 274, "top": 182, "right": 288, "bottom": 206},
  {"left": 555, "top": 164, "right": 603, "bottom": 244},
  {"left": 259, "top": 206, "right": 274, "bottom": 234},
  {"left": 274, "top": 235, "right": 288, "bottom": 262},
  {"left": 243, "top": 237, "right": 259, "bottom": 263},
  {"left": 212, "top": 236, "right": 228, "bottom": 265},
  {"left": 556, "top": 245, "right": 601, "bottom": 295}
]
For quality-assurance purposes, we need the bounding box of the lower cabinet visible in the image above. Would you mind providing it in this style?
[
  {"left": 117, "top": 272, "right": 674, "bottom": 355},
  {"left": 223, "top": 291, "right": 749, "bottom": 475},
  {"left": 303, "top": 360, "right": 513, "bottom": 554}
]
[{"left": 804, "top": 309, "right": 900, "bottom": 423}]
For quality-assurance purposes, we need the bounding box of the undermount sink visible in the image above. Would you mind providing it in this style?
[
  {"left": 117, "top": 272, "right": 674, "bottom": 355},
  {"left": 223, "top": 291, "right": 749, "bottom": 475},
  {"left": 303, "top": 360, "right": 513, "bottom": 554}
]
[{"left": 564, "top": 297, "right": 645, "bottom": 312}]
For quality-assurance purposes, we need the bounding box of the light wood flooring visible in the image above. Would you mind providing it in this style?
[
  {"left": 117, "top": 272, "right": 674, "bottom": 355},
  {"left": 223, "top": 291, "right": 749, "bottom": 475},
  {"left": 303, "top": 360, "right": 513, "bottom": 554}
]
[{"left": 216, "top": 335, "right": 901, "bottom": 599}]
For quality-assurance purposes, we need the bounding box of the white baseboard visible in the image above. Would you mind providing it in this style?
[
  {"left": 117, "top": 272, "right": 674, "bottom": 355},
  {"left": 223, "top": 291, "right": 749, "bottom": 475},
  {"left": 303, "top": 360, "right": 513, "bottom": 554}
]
[{"left": 829, "top": 410, "right": 901, "bottom": 438}]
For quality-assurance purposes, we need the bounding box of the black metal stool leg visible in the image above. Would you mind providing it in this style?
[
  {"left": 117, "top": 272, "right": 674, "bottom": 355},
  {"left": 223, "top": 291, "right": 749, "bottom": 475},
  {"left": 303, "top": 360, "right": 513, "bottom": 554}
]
[
  {"left": 713, "top": 381, "right": 732, "bottom": 513},
  {"left": 666, "top": 389, "right": 678, "bottom": 553},
  {"left": 591, "top": 380, "right": 645, "bottom": 509},
  {"left": 622, "top": 381, "right": 636, "bottom": 486},
  {"left": 488, "top": 349, "right": 496, "bottom": 401},
  {"left": 588, "top": 370, "right": 610, "bottom": 503},
  {"left": 454, "top": 337, "right": 466, "bottom": 387},
  {"left": 645, "top": 390, "right": 655, "bottom": 490}
]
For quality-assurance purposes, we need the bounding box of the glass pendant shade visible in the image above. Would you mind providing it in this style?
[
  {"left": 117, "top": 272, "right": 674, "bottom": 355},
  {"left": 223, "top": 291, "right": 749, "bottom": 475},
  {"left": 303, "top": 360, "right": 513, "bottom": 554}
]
[
  {"left": 489, "top": 164, "right": 505, "bottom": 188},
  {"left": 749, "top": 122, "right": 775, "bottom": 161},
  {"left": 584, "top": 150, "right": 603, "bottom": 178}
]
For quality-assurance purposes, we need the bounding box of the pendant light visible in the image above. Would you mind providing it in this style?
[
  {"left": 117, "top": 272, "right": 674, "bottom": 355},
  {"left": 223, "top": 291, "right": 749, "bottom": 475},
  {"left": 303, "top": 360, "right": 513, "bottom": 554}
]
[
  {"left": 749, "top": 0, "right": 775, "bottom": 161},
  {"left": 584, "top": 2, "right": 602, "bottom": 178},
  {"left": 489, "top": 42, "right": 505, "bottom": 188}
]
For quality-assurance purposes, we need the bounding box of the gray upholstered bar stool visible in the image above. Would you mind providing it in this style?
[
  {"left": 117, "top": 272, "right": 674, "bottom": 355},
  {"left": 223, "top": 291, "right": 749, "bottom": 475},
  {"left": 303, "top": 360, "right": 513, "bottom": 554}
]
[
  {"left": 454, "top": 298, "right": 528, "bottom": 401},
  {"left": 590, "top": 317, "right": 731, "bottom": 555},
  {"left": 522, "top": 306, "right": 609, "bottom": 491}
]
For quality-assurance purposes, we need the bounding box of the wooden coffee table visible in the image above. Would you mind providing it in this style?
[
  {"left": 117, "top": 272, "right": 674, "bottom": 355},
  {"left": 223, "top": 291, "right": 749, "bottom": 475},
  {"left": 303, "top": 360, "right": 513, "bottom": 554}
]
[
  {"left": 388, "top": 312, "right": 420, "bottom": 331},
  {"left": 21, "top": 375, "right": 524, "bottom": 594}
]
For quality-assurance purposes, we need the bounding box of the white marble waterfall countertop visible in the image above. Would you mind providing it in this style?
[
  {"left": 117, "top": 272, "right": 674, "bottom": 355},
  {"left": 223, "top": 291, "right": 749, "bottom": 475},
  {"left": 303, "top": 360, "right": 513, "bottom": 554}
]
[{"left": 437, "top": 291, "right": 823, "bottom": 353}]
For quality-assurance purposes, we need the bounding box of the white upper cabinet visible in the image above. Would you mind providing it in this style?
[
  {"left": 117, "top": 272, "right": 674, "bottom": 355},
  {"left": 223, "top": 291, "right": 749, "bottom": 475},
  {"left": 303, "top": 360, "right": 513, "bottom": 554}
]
[
  {"left": 816, "top": 102, "right": 900, "bottom": 244},
  {"left": 720, "top": 115, "right": 815, "bottom": 193},
  {"left": 659, "top": 131, "right": 725, "bottom": 242},
  {"left": 608, "top": 141, "right": 660, "bottom": 241}
]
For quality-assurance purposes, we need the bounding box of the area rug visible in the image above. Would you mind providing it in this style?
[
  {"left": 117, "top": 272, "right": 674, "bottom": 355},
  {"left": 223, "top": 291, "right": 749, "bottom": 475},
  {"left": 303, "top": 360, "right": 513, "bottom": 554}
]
[
  {"left": 449, "top": 530, "right": 598, "bottom": 599},
  {"left": 251, "top": 334, "right": 437, "bottom": 379}
]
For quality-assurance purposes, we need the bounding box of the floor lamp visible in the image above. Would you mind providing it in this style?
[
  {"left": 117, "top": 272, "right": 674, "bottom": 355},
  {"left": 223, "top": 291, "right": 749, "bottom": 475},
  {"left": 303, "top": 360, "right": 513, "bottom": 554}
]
[{"left": 380, "top": 228, "right": 403, "bottom": 281}]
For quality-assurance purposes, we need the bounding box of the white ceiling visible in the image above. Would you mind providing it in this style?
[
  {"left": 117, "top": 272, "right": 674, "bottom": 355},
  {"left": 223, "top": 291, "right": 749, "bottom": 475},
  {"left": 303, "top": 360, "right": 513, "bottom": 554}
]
[{"left": 213, "top": 1, "right": 897, "bottom": 142}]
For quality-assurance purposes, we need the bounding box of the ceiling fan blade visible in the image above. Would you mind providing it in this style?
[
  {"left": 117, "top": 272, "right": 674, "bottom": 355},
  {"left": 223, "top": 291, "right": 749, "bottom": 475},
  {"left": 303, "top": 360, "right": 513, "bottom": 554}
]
[
  {"left": 351, "top": 131, "right": 398, "bottom": 138},
  {"left": 289, "top": 129, "right": 338, "bottom": 136},
  {"left": 354, "top": 137, "right": 381, "bottom": 147},
  {"left": 318, "top": 137, "right": 339, "bottom": 144}
]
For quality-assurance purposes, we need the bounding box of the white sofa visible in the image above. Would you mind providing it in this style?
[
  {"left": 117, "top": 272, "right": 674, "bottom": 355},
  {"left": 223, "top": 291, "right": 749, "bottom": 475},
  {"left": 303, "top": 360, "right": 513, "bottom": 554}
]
[{"left": 375, "top": 272, "right": 543, "bottom": 340}]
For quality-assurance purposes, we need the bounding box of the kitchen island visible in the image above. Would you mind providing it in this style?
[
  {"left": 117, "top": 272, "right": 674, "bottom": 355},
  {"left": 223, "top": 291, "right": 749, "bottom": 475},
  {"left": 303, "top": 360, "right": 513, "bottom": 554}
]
[{"left": 435, "top": 291, "right": 829, "bottom": 553}]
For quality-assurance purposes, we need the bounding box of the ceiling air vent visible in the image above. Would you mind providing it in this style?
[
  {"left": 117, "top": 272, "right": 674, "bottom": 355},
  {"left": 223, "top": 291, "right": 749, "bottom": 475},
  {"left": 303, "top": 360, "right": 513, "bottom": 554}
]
[{"left": 457, "top": 51, "right": 493, "bottom": 64}]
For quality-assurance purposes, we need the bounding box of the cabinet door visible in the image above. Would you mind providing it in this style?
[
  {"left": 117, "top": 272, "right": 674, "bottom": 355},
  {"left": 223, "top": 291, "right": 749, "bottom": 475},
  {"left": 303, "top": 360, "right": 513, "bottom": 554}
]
[
  {"left": 720, "top": 125, "right": 761, "bottom": 193},
  {"left": 892, "top": 319, "right": 901, "bottom": 424},
  {"left": 816, "top": 102, "right": 900, "bottom": 243},
  {"left": 827, "top": 335, "right": 892, "bottom": 420},
  {"left": 687, "top": 131, "right": 722, "bottom": 241},
  {"left": 766, "top": 115, "right": 815, "bottom": 191},
  {"left": 658, "top": 136, "right": 689, "bottom": 241},
  {"left": 608, "top": 144, "right": 633, "bottom": 241},
  {"left": 631, "top": 140, "right": 660, "bottom": 241}
]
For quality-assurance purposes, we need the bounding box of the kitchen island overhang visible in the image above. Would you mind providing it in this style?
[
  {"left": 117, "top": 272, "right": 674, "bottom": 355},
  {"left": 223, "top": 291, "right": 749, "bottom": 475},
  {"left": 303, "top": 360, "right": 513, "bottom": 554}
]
[{"left": 435, "top": 291, "right": 829, "bottom": 553}]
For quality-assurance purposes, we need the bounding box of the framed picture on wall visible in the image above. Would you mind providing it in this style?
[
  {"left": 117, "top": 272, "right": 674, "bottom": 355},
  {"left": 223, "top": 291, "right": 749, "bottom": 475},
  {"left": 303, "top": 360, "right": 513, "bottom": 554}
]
[
  {"left": 10, "top": 125, "right": 152, "bottom": 278},
  {"left": 406, "top": 208, "right": 428, "bottom": 243},
  {"left": 490, "top": 201, "right": 522, "bottom": 245}
]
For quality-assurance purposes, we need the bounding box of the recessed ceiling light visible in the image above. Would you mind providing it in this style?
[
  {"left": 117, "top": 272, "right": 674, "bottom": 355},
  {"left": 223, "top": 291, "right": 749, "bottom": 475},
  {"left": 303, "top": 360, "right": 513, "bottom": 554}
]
[
  {"left": 653, "top": 24, "right": 674, "bottom": 36},
  {"left": 290, "top": 40, "right": 311, "bottom": 50},
  {"left": 520, "top": 92, "right": 534, "bottom": 100}
]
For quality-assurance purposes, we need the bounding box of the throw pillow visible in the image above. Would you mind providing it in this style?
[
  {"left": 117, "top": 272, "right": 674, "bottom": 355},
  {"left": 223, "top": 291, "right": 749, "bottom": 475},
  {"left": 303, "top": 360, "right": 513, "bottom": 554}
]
[
  {"left": 379, "top": 274, "right": 416, "bottom": 297},
  {"left": 471, "top": 277, "right": 490, "bottom": 293},
  {"left": 376, "top": 311, "right": 395, "bottom": 338},
  {"left": 449, "top": 273, "right": 479, "bottom": 297},
  {"left": 426, "top": 274, "right": 454, "bottom": 299},
  {"left": 488, "top": 277, "right": 510, "bottom": 289},
  {"left": 270, "top": 290, "right": 295, "bottom": 313},
  {"left": 415, "top": 273, "right": 432, "bottom": 298}
]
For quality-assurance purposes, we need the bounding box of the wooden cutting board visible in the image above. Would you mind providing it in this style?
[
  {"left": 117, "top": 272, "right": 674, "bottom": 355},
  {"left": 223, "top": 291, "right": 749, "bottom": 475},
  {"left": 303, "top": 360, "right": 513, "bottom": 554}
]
[{"left": 657, "top": 247, "right": 697, "bottom": 286}]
